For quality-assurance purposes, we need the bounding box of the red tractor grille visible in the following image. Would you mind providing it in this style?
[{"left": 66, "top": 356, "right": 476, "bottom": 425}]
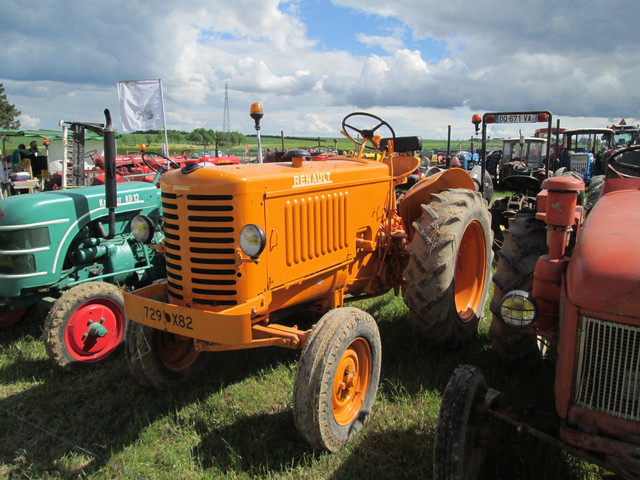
[{"left": 574, "top": 315, "right": 640, "bottom": 421}]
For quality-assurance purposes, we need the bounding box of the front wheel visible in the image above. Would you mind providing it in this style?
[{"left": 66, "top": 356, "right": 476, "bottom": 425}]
[
  {"left": 44, "top": 282, "right": 127, "bottom": 370},
  {"left": 434, "top": 365, "right": 490, "bottom": 480},
  {"left": 403, "top": 189, "right": 492, "bottom": 348},
  {"left": 293, "top": 307, "right": 382, "bottom": 452},
  {"left": 126, "top": 321, "right": 208, "bottom": 390}
]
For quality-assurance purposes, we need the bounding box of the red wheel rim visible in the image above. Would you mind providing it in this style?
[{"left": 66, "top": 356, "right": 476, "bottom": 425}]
[
  {"left": 0, "top": 307, "right": 27, "bottom": 328},
  {"left": 454, "top": 220, "right": 487, "bottom": 322},
  {"left": 332, "top": 337, "right": 371, "bottom": 426},
  {"left": 63, "top": 298, "right": 125, "bottom": 362}
]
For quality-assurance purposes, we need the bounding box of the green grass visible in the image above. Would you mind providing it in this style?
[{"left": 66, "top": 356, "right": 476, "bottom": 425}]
[{"left": 0, "top": 286, "right": 610, "bottom": 479}]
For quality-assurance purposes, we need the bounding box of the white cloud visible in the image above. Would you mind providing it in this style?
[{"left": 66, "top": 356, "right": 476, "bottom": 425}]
[
  {"left": 0, "top": 0, "right": 638, "bottom": 139},
  {"left": 356, "top": 33, "right": 404, "bottom": 53}
]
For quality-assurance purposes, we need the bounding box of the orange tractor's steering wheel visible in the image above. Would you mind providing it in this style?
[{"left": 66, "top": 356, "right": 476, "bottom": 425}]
[
  {"left": 341, "top": 112, "right": 396, "bottom": 153},
  {"left": 142, "top": 151, "right": 181, "bottom": 173}
]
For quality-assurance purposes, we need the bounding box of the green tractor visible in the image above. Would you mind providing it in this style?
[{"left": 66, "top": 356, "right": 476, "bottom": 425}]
[{"left": 0, "top": 110, "right": 166, "bottom": 369}]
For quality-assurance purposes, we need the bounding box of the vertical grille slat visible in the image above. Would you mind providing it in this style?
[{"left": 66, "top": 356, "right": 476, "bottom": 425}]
[
  {"left": 284, "top": 192, "right": 348, "bottom": 266},
  {"left": 574, "top": 316, "right": 640, "bottom": 421}
]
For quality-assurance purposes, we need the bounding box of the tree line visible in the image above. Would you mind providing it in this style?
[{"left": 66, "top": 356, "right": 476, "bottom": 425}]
[{"left": 118, "top": 128, "right": 247, "bottom": 151}]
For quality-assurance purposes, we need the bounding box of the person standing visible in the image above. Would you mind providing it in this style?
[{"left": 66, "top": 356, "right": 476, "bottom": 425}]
[{"left": 28, "top": 140, "right": 39, "bottom": 157}]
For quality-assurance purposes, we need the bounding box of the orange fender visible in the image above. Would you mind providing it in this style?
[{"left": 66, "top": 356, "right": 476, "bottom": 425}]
[{"left": 398, "top": 168, "right": 477, "bottom": 242}]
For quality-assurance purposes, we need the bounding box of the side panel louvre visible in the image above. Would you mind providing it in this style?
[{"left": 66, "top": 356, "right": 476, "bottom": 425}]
[{"left": 284, "top": 192, "right": 348, "bottom": 266}]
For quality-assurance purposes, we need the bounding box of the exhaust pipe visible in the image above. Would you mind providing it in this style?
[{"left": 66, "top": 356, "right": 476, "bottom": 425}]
[{"left": 103, "top": 109, "right": 117, "bottom": 239}]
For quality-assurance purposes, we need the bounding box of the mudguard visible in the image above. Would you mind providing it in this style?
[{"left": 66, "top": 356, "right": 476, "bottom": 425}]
[{"left": 398, "top": 168, "right": 477, "bottom": 242}]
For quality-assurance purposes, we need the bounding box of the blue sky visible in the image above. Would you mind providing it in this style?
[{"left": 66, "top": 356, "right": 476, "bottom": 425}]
[
  {"left": 1, "top": 0, "right": 638, "bottom": 142},
  {"left": 298, "top": 1, "right": 447, "bottom": 59}
]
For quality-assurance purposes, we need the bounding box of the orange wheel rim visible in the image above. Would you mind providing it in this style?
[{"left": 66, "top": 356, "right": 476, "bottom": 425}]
[
  {"left": 454, "top": 220, "right": 487, "bottom": 322},
  {"left": 156, "top": 332, "right": 200, "bottom": 372},
  {"left": 332, "top": 337, "right": 371, "bottom": 426}
]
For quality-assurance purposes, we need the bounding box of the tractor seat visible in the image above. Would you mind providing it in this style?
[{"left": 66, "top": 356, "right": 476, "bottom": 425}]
[{"left": 380, "top": 136, "right": 422, "bottom": 154}]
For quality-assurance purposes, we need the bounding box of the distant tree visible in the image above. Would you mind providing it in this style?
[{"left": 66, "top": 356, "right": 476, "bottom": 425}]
[
  {"left": 0, "top": 84, "right": 21, "bottom": 129},
  {"left": 187, "top": 128, "right": 216, "bottom": 151}
]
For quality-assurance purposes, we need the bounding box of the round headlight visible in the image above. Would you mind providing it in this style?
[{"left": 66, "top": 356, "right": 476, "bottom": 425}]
[
  {"left": 131, "top": 215, "right": 156, "bottom": 243},
  {"left": 239, "top": 224, "right": 266, "bottom": 258},
  {"left": 500, "top": 290, "right": 537, "bottom": 327}
]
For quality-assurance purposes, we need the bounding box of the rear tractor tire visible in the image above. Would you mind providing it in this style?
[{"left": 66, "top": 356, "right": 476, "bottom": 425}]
[
  {"left": 585, "top": 174, "right": 604, "bottom": 213},
  {"left": 434, "top": 364, "right": 490, "bottom": 480},
  {"left": 0, "top": 307, "right": 28, "bottom": 329},
  {"left": 489, "top": 213, "right": 547, "bottom": 364},
  {"left": 293, "top": 307, "right": 382, "bottom": 452},
  {"left": 44, "top": 282, "right": 127, "bottom": 370},
  {"left": 403, "top": 189, "right": 492, "bottom": 348},
  {"left": 126, "top": 319, "right": 208, "bottom": 390}
]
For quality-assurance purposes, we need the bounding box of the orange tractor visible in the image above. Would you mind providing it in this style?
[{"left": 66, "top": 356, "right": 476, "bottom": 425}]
[{"left": 122, "top": 112, "right": 493, "bottom": 451}]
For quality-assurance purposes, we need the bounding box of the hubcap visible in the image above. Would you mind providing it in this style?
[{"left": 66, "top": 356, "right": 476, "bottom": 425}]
[
  {"left": 332, "top": 337, "right": 371, "bottom": 425},
  {"left": 157, "top": 332, "right": 200, "bottom": 372},
  {"left": 64, "top": 299, "right": 124, "bottom": 361}
]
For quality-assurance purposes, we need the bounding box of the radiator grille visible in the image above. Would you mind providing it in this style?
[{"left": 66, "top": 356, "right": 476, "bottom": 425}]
[
  {"left": 161, "top": 191, "right": 238, "bottom": 307},
  {"left": 570, "top": 154, "right": 589, "bottom": 174},
  {"left": 284, "top": 192, "right": 348, "bottom": 266},
  {"left": 574, "top": 315, "right": 640, "bottom": 421}
]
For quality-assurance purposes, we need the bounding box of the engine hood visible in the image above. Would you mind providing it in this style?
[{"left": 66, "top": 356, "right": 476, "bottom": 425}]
[
  {"left": 0, "top": 181, "right": 160, "bottom": 226},
  {"left": 566, "top": 182, "right": 640, "bottom": 317}
]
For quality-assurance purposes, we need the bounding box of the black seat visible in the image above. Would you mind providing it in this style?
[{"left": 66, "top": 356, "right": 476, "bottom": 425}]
[{"left": 380, "top": 136, "right": 422, "bottom": 153}]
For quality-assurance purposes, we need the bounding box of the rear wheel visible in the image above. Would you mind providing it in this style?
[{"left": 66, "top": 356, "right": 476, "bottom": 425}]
[
  {"left": 585, "top": 174, "right": 604, "bottom": 213},
  {"left": 434, "top": 364, "right": 490, "bottom": 480},
  {"left": 403, "top": 189, "right": 492, "bottom": 348},
  {"left": 126, "top": 320, "right": 208, "bottom": 389},
  {"left": 0, "top": 307, "right": 27, "bottom": 328},
  {"left": 490, "top": 214, "right": 546, "bottom": 364},
  {"left": 293, "top": 307, "right": 381, "bottom": 452},
  {"left": 44, "top": 282, "right": 126, "bottom": 370}
]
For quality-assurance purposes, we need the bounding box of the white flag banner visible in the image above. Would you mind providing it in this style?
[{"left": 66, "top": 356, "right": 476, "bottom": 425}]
[{"left": 116, "top": 79, "right": 165, "bottom": 132}]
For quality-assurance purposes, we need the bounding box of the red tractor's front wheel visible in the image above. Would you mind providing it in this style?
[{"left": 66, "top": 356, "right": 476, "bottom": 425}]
[
  {"left": 45, "top": 282, "right": 127, "bottom": 370},
  {"left": 434, "top": 364, "right": 490, "bottom": 480}
]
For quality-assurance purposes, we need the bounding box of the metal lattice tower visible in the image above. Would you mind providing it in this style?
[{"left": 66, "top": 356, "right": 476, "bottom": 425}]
[{"left": 222, "top": 82, "right": 231, "bottom": 145}]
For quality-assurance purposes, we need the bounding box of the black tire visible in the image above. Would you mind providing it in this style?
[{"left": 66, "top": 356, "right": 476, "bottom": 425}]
[
  {"left": 44, "top": 282, "right": 127, "bottom": 370},
  {"left": 126, "top": 320, "right": 209, "bottom": 390},
  {"left": 489, "top": 214, "right": 546, "bottom": 364},
  {"left": 434, "top": 364, "right": 489, "bottom": 480},
  {"left": 0, "top": 307, "right": 28, "bottom": 329},
  {"left": 585, "top": 174, "right": 604, "bottom": 213},
  {"left": 403, "top": 189, "right": 492, "bottom": 348},
  {"left": 293, "top": 307, "right": 381, "bottom": 452},
  {"left": 485, "top": 151, "right": 501, "bottom": 184}
]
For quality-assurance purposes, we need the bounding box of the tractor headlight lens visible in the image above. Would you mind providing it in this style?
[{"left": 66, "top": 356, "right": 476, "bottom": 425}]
[
  {"left": 131, "top": 215, "right": 156, "bottom": 243},
  {"left": 239, "top": 224, "right": 266, "bottom": 258},
  {"left": 500, "top": 290, "right": 537, "bottom": 327}
]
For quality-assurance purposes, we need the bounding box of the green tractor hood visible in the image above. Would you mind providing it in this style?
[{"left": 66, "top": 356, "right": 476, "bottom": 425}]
[{"left": 0, "top": 181, "right": 161, "bottom": 297}]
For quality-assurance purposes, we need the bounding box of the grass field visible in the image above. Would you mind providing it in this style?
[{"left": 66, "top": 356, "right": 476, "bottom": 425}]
[{"left": 1, "top": 284, "right": 610, "bottom": 479}]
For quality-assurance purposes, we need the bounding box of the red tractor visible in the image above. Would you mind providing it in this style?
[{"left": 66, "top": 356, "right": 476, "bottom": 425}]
[{"left": 434, "top": 144, "right": 640, "bottom": 479}]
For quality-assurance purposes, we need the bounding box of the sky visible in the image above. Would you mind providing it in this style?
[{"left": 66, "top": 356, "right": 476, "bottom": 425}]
[{"left": 1, "top": 0, "right": 639, "bottom": 142}]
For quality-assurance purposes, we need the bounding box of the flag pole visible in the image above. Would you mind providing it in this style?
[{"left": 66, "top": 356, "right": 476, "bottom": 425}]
[{"left": 158, "top": 79, "right": 169, "bottom": 156}]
